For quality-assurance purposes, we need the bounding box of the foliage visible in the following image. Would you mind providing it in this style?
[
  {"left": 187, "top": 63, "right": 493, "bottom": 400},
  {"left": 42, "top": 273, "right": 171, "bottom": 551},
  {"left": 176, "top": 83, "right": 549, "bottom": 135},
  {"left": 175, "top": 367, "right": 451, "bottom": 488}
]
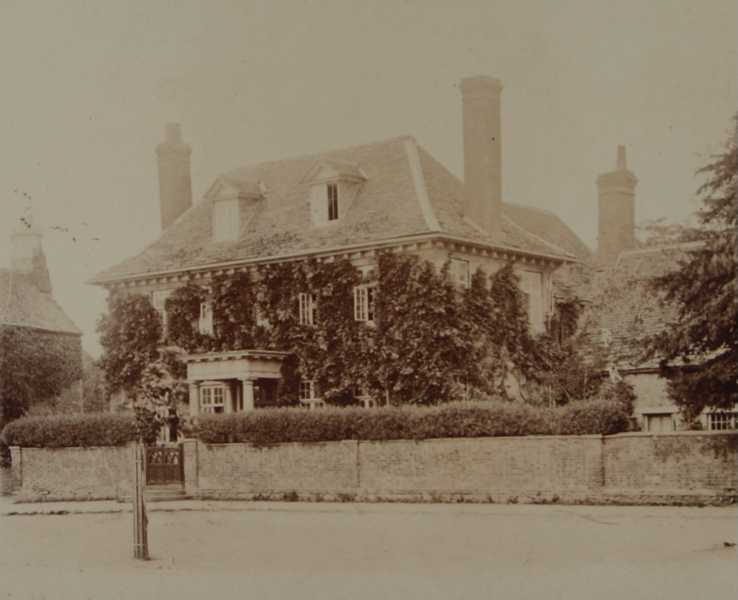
[
  {"left": 0, "top": 326, "right": 83, "bottom": 427},
  {"left": 166, "top": 283, "right": 215, "bottom": 353},
  {"left": 81, "top": 353, "right": 108, "bottom": 412},
  {"left": 366, "top": 254, "right": 472, "bottom": 405},
  {"left": 555, "top": 397, "right": 632, "bottom": 436},
  {"left": 134, "top": 352, "right": 189, "bottom": 444},
  {"left": 487, "top": 263, "right": 537, "bottom": 380},
  {"left": 192, "top": 399, "right": 631, "bottom": 445},
  {"left": 97, "top": 293, "right": 162, "bottom": 396},
  {"left": 644, "top": 119, "right": 737, "bottom": 420},
  {"left": 102, "top": 251, "right": 607, "bottom": 410},
  {"left": 0, "top": 414, "right": 137, "bottom": 448}
]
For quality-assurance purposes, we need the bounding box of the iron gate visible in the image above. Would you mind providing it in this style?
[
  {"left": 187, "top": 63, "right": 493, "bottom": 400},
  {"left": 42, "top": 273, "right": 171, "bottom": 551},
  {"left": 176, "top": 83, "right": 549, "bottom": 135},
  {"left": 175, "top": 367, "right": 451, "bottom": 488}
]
[{"left": 145, "top": 445, "right": 183, "bottom": 485}]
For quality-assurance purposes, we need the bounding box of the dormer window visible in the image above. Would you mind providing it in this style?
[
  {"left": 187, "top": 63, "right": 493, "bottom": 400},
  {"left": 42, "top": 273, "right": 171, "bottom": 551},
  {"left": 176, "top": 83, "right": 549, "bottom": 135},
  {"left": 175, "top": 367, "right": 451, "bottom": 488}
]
[
  {"left": 206, "top": 175, "right": 265, "bottom": 242},
  {"left": 213, "top": 199, "right": 239, "bottom": 242},
  {"left": 304, "top": 159, "right": 367, "bottom": 226},
  {"left": 327, "top": 183, "right": 339, "bottom": 221}
]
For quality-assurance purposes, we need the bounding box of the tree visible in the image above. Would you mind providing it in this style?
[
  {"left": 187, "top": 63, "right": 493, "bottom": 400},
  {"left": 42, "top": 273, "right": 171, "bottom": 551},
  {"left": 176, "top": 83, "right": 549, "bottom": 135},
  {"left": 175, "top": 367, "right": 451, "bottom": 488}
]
[
  {"left": 0, "top": 326, "right": 82, "bottom": 427},
  {"left": 97, "top": 293, "right": 162, "bottom": 397},
  {"left": 645, "top": 120, "right": 737, "bottom": 420},
  {"left": 134, "top": 352, "right": 189, "bottom": 444}
]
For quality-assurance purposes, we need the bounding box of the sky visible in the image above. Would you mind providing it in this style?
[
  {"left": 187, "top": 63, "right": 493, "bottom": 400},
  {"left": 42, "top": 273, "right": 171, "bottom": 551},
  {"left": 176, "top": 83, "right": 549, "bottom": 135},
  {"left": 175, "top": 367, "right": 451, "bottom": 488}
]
[{"left": 0, "top": 0, "right": 735, "bottom": 357}]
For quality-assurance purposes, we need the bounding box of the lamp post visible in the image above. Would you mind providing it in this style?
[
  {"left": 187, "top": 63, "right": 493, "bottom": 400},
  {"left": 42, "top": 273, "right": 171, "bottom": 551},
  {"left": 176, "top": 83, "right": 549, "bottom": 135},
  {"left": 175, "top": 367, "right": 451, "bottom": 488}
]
[{"left": 132, "top": 440, "right": 149, "bottom": 560}]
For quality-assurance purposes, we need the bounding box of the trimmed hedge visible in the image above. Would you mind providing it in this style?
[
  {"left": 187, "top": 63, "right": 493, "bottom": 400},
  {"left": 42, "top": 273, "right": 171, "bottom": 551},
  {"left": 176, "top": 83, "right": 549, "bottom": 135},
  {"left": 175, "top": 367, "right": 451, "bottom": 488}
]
[
  {"left": 192, "top": 399, "right": 630, "bottom": 445},
  {"left": 0, "top": 399, "right": 630, "bottom": 448},
  {"left": 0, "top": 414, "right": 137, "bottom": 448}
]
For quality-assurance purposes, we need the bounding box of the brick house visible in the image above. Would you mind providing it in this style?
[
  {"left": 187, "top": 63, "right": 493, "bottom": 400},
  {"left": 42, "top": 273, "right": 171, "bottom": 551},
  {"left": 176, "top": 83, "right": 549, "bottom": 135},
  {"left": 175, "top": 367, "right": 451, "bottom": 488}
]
[
  {"left": 91, "top": 76, "right": 586, "bottom": 414},
  {"left": 0, "top": 209, "right": 83, "bottom": 419}
]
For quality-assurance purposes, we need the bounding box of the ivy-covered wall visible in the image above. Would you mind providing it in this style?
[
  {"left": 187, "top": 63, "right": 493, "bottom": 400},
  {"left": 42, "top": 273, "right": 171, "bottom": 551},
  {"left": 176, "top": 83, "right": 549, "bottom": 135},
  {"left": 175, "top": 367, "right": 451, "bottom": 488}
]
[{"left": 116, "top": 251, "right": 548, "bottom": 407}]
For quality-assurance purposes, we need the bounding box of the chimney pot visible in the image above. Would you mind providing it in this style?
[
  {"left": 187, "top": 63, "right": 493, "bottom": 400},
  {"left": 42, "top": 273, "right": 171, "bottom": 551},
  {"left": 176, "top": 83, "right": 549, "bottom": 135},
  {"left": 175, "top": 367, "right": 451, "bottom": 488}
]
[
  {"left": 597, "top": 145, "right": 637, "bottom": 264},
  {"left": 616, "top": 145, "right": 627, "bottom": 170},
  {"left": 165, "top": 122, "right": 183, "bottom": 144}
]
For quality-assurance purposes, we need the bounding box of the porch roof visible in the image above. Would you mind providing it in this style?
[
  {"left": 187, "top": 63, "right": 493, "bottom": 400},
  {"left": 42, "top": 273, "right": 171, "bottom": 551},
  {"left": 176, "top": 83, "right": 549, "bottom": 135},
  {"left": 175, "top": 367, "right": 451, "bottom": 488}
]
[{"left": 184, "top": 349, "right": 289, "bottom": 382}]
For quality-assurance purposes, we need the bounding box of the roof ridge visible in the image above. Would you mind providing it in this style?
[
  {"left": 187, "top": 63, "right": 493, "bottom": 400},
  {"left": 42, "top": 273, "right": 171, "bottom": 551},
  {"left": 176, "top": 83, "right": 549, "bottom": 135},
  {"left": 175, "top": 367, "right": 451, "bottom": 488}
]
[
  {"left": 503, "top": 215, "right": 574, "bottom": 259},
  {"left": 403, "top": 138, "right": 441, "bottom": 232},
  {"left": 619, "top": 241, "right": 702, "bottom": 258},
  {"left": 223, "top": 135, "right": 415, "bottom": 176}
]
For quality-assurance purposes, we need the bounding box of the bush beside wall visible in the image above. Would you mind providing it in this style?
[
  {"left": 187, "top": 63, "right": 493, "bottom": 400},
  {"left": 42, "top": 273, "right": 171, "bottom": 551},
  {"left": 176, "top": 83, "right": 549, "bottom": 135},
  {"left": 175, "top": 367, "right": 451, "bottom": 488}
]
[
  {"left": 1, "top": 414, "right": 137, "bottom": 448},
  {"left": 0, "top": 399, "right": 630, "bottom": 449},
  {"left": 193, "top": 399, "right": 630, "bottom": 445}
]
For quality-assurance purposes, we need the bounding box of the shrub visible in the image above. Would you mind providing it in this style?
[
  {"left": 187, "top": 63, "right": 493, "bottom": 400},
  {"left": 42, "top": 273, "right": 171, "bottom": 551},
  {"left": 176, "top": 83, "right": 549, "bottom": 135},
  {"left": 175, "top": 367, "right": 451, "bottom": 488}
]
[
  {"left": 554, "top": 399, "right": 631, "bottom": 436},
  {"left": 193, "top": 399, "right": 628, "bottom": 445},
  {"left": 0, "top": 414, "right": 137, "bottom": 448}
]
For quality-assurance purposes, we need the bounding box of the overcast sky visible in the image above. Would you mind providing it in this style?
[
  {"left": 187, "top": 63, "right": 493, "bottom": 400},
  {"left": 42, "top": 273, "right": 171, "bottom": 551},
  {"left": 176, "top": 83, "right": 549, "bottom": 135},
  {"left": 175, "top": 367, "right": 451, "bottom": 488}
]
[{"left": 1, "top": 0, "right": 735, "bottom": 357}]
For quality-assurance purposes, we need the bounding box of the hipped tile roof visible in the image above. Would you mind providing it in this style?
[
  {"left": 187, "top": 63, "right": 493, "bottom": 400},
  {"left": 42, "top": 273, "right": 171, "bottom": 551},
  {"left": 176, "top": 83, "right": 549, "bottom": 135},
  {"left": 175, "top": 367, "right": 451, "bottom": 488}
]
[
  {"left": 93, "top": 136, "right": 577, "bottom": 284},
  {"left": 577, "top": 244, "right": 697, "bottom": 370},
  {"left": 0, "top": 269, "right": 81, "bottom": 335}
]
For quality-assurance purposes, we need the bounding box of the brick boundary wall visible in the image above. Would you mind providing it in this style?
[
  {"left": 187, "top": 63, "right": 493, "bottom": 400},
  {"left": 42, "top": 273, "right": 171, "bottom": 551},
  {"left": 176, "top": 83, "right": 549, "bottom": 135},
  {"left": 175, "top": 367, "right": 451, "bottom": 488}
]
[{"left": 9, "top": 432, "right": 737, "bottom": 505}]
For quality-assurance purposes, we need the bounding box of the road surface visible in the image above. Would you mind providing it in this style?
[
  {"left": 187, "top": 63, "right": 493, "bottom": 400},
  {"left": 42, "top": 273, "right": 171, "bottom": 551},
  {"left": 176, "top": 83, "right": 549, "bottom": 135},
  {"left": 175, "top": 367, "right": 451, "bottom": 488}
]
[{"left": 1, "top": 502, "right": 736, "bottom": 599}]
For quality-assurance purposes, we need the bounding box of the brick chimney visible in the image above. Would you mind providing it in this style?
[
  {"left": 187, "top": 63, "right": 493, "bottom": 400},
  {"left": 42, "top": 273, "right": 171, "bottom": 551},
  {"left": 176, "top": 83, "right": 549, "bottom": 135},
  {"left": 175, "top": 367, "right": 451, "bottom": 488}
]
[
  {"left": 11, "top": 204, "right": 52, "bottom": 294},
  {"left": 156, "top": 123, "right": 193, "bottom": 230},
  {"left": 597, "top": 145, "right": 637, "bottom": 264},
  {"left": 460, "top": 76, "right": 503, "bottom": 237}
]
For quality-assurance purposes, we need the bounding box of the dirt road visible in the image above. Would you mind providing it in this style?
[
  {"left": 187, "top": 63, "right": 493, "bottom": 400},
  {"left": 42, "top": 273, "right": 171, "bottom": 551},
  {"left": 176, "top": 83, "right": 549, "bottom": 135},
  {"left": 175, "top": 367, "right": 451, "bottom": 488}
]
[{"left": 1, "top": 502, "right": 736, "bottom": 599}]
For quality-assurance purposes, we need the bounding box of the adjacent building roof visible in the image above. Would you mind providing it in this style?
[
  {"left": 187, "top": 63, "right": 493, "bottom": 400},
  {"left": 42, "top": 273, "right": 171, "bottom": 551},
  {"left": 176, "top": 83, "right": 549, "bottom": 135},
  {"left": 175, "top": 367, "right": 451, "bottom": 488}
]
[
  {"left": 92, "top": 136, "right": 577, "bottom": 284},
  {"left": 0, "top": 269, "right": 81, "bottom": 335},
  {"left": 578, "top": 243, "right": 697, "bottom": 370}
]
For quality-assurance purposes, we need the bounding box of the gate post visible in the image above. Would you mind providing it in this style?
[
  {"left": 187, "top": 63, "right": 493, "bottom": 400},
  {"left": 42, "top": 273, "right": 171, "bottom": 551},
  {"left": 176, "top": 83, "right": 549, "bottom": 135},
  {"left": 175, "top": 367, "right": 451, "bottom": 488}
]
[{"left": 182, "top": 439, "right": 199, "bottom": 497}]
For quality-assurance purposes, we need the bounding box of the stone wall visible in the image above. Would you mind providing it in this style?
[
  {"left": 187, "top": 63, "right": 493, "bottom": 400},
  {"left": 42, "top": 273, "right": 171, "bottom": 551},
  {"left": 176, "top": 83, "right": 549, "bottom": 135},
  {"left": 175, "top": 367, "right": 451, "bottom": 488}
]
[
  {"left": 11, "top": 445, "right": 134, "bottom": 502},
  {"left": 9, "top": 432, "right": 737, "bottom": 505},
  {"left": 602, "top": 432, "right": 738, "bottom": 504},
  {"left": 356, "top": 436, "right": 603, "bottom": 503}
]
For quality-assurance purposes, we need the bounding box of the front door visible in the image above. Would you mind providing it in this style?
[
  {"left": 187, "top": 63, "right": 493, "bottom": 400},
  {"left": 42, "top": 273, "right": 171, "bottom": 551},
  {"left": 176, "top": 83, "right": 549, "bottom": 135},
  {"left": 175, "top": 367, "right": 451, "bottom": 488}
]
[{"left": 145, "top": 445, "right": 184, "bottom": 485}]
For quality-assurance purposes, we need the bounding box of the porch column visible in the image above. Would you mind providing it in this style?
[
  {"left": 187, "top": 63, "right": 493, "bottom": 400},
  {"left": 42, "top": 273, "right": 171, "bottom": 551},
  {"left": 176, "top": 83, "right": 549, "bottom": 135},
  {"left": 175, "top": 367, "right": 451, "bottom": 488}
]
[
  {"left": 188, "top": 382, "right": 201, "bottom": 417},
  {"left": 224, "top": 383, "right": 234, "bottom": 414},
  {"left": 241, "top": 378, "right": 255, "bottom": 412}
]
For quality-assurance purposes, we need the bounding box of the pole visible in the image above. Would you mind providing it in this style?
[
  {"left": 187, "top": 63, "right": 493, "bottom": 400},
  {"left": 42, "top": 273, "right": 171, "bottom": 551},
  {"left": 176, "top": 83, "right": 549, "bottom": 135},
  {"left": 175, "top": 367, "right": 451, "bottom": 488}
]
[{"left": 133, "top": 441, "right": 150, "bottom": 560}]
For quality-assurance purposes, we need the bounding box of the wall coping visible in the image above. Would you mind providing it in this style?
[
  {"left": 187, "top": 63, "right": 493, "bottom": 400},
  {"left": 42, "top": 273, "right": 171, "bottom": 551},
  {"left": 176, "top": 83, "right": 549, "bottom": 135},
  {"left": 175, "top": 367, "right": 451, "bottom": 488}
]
[
  {"left": 606, "top": 430, "right": 738, "bottom": 439},
  {"left": 16, "top": 444, "right": 134, "bottom": 451},
  {"left": 200, "top": 434, "right": 605, "bottom": 450}
]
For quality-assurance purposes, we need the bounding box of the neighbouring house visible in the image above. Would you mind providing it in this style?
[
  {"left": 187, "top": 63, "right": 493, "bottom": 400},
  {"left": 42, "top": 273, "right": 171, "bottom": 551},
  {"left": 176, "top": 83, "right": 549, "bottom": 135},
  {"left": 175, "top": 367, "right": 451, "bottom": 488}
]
[
  {"left": 0, "top": 208, "right": 83, "bottom": 421},
  {"left": 572, "top": 147, "right": 737, "bottom": 432},
  {"left": 91, "top": 76, "right": 586, "bottom": 414}
]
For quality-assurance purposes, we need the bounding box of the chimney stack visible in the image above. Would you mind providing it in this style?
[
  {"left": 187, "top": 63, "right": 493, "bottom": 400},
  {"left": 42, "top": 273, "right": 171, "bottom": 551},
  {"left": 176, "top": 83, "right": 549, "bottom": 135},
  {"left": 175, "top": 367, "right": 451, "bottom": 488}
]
[
  {"left": 460, "top": 76, "right": 503, "bottom": 237},
  {"left": 11, "top": 203, "right": 52, "bottom": 293},
  {"left": 597, "top": 145, "right": 637, "bottom": 264},
  {"left": 156, "top": 123, "right": 192, "bottom": 230}
]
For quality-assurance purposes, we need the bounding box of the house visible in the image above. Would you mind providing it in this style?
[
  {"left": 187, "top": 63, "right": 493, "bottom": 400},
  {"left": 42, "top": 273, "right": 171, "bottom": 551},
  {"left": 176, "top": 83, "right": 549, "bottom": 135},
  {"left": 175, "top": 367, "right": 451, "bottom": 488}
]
[
  {"left": 0, "top": 207, "right": 83, "bottom": 419},
  {"left": 91, "top": 76, "right": 584, "bottom": 414},
  {"left": 572, "top": 147, "right": 737, "bottom": 432}
]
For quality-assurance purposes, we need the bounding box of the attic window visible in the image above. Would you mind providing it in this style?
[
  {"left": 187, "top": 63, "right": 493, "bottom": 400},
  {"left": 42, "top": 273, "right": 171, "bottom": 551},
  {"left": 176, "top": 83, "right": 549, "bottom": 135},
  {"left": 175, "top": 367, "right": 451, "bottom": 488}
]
[
  {"left": 327, "top": 183, "right": 339, "bottom": 221},
  {"left": 213, "top": 199, "right": 239, "bottom": 242}
]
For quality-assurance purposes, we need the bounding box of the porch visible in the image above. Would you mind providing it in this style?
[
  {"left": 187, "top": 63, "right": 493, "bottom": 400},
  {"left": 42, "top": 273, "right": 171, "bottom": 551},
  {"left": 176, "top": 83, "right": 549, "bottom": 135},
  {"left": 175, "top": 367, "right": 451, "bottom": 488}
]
[{"left": 185, "top": 350, "right": 289, "bottom": 416}]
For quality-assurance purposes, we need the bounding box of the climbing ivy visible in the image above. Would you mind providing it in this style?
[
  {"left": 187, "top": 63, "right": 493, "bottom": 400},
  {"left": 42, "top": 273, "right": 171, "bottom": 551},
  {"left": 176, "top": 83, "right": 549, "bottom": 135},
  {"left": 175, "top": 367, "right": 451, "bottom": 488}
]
[
  {"left": 103, "top": 252, "right": 609, "bottom": 408},
  {"left": 97, "top": 293, "right": 162, "bottom": 396}
]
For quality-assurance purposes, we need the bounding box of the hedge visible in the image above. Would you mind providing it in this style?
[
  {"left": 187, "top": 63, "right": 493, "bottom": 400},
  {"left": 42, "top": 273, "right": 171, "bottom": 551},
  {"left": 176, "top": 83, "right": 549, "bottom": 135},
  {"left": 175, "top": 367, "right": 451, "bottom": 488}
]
[
  {"left": 192, "top": 399, "right": 630, "bottom": 445},
  {"left": 0, "top": 414, "right": 137, "bottom": 448},
  {"left": 0, "top": 399, "right": 630, "bottom": 448}
]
